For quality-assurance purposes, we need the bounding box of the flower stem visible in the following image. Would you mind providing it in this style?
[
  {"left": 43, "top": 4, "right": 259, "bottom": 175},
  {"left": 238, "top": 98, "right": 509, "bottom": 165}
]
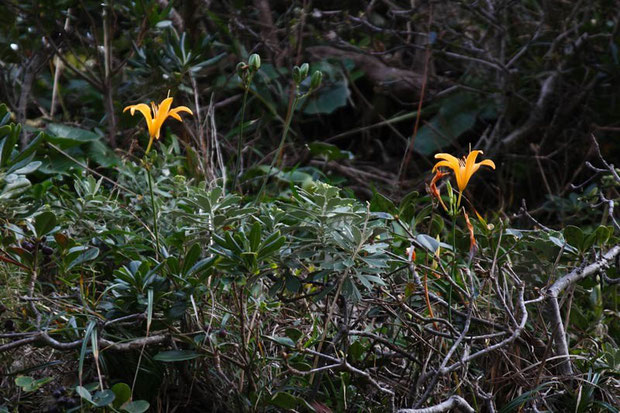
[
  {"left": 448, "top": 214, "right": 457, "bottom": 323},
  {"left": 146, "top": 166, "right": 160, "bottom": 259},
  {"left": 256, "top": 93, "right": 299, "bottom": 202},
  {"left": 145, "top": 136, "right": 154, "bottom": 155},
  {"left": 232, "top": 87, "right": 249, "bottom": 191}
]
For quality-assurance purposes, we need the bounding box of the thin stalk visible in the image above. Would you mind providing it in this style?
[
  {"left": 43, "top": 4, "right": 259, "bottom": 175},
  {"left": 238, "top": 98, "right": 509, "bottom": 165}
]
[
  {"left": 146, "top": 167, "right": 160, "bottom": 259},
  {"left": 256, "top": 94, "right": 299, "bottom": 202},
  {"left": 449, "top": 214, "right": 457, "bottom": 323},
  {"left": 233, "top": 88, "right": 250, "bottom": 190},
  {"left": 145, "top": 137, "right": 154, "bottom": 155}
]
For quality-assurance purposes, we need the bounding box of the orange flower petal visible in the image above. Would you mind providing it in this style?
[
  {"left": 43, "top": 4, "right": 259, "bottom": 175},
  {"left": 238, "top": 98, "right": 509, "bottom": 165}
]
[
  {"left": 124, "top": 97, "right": 193, "bottom": 151},
  {"left": 124, "top": 103, "right": 155, "bottom": 137},
  {"left": 464, "top": 210, "right": 477, "bottom": 257}
]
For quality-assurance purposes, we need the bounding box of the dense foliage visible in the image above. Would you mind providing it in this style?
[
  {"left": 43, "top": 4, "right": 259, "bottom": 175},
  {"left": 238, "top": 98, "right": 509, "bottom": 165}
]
[{"left": 0, "top": 1, "right": 619, "bottom": 412}]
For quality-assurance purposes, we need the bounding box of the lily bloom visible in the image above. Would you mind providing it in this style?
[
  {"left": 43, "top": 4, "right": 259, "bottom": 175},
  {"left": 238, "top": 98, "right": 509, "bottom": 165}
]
[
  {"left": 124, "top": 97, "right": 193, "bottom": 153},
  {"left": 432, "top": 150, "right": 495, "bottom": 206}
]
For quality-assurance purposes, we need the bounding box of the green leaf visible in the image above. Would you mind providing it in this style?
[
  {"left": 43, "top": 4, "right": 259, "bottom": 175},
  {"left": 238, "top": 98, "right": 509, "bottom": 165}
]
[
  {"left": 12, "top": 132, "right": 44, "bottom": 165},
  {"left": 75, "top": 385, "right": 93, "bottom": 403},
  {"left": 249, "top": 221, "right": 262, "bottom": 252},
  {"left": 79, "top": 322, "right": 97, "bottom": 385},
  {"left": 13, "top": 161, "right": 41, "bottom": 175},
  {"left": 0, "top": 125, "right": 18, "bottom": 167},
  {"left": 257, "top": 232, "right": 285, "bottom": 259},
  {"left": 342, "top": 277, "right": 362, "bottom": 302},
  {"left": 269, "top": 392, "right": 299, "bottom": 409},
  {"left": 146, "top": 289, "right": 154, "bottom": 331},
  {"left": 0, "top": 103, "right": 9, "bottom": 125},
  {"left": 308, "top": 141, "right": 353, "bottom": 161},
  {"left": 595, "top": 225, "right": 612, "bottom": 245},
  {"left": 349, "top": 340, "right": 365, "bottom": 360},
  {"left": 285, "top": 274, "right": 301, "bottom": 293},
  {"left": 505, "top": 228, "right": 523, "bottom": 239},
  {"left": 264, "top": 335, "right": 296, "bottom": 348},
  {"left": 182, "top": 244, "right": 202, "bottom": 275},
  {"left": 593, "top": 401, "right": 619, "bottom": 413},
  {"left": 92, "top": 389, "right": 115, "bottom": 407},
  {"left": 66, "top": 247, "right": 100, "bottom": 271},
  {"left": 416, "top": 234, "right": 439, "bottom": 253},
  {"left": 153, "top": 350, "right": 201, "bottom": 362},
  {"left": 122, "top": 400, "right": 150, "bottom": 413},
  {"left": 0, "top": 175, "right": 31, "bottom": 199},
  {"left": 547, "top": 235, "right": 578, "bottom": 254},
  {"left": 34, "top": 212, "right": 57, "bottom": 238},
  {"left": 111, "top": 383, "right": 131, "bottom": 408},
  {"left": 303, "top": 81, "right": 350, "bottom": 115},
  {"left": 499, "top": 383, "right": 552, "bottom": 413},
  {"left": 564, "top": 225, "right": 583, "bottom": 250},
  {"left": 186, "top": 257, "right": 216, "bottom": 277},
  {"left": 284, "top": 328, "right": 303, "bottom": 343},
  {"left": 47, "top": 123, "right": 100, "bottom": 146},
  {"left": 6, "top": 153, "right": 35, "bottom": 174},
  {"left": 14, "top": 376, "right": 34, "bottom": 390}
]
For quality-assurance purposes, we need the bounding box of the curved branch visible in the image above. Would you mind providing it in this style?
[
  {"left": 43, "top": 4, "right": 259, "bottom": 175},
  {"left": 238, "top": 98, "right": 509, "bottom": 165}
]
[
  {"left": 546, "top": 245, "right": 620, "bottom": 376},
  {"left": 398, "top": 395, "right": 474, "bottom": 413},
  {"left": 1, "top": 331, "right": 169, "bottom": 353}
]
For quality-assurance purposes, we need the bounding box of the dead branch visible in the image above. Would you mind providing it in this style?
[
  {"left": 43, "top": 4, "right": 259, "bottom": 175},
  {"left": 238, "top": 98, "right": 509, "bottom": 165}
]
[
  {"left": 397, "top": 395, "right": 474, "bottom": 413},
  {"left": 546, "top": 245, "right": 620, "bottom": 376}
]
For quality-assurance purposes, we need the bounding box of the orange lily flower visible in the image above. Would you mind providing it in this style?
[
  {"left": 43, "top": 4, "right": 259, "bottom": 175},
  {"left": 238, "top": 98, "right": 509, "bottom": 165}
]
[
  {"left": 124, "top": 97, "right": 193, "bottom": 153},
  {"left": 432, "top": 150, "right": 495, "bottom": 206}
]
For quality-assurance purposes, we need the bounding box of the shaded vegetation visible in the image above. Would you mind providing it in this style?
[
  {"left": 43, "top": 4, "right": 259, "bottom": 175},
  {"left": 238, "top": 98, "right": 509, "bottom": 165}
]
[{"left": 0, "top": 1, "right": 619, "bottom": 412}]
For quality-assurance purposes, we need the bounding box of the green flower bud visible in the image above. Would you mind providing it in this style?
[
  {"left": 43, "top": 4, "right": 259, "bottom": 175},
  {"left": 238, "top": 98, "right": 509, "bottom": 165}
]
[
  {"left": 299, "top": 63, "right": 309, "bottom": 79},
  {"left": 248, "top": 53, "right": 261, "bottom": 71},
  {"left": 293, "top": 66, "right": 302, "bottom": 84},
  {"left": 310, "top": 70, "right": 323, "bottom": 90}
]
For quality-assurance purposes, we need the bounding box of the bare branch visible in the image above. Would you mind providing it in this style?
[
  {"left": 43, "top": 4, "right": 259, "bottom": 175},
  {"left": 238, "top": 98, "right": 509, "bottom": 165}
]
[
  {"left": 397, "top": 395, "right": 474, "bottom": 413},
  {"left": 545, "top": 245, "right": 620, "bottom": 376}
]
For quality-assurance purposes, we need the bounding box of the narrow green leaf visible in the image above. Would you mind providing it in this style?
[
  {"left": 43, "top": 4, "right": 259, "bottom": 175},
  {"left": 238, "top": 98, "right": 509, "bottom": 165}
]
[
  {"left": 182, "top": 244, "right": 201, "bottom": 275},
  {"left": 257, "top": 233, "right": 285, "bottom": 259},
  {"left": 79, "top": 322, "right": 96, "bottom": 385},
  {"left": 249, "top": 221, "right": 262, "bottom": 252},
  {"left": 264, "top": 335, "right": 295, "bottom": 348},
  {"left": 416, "top": 234, "right": 439, "bottom": 253},
  {"left": 153, "top": 350, "right": 201, "bottom": 362},
  {"left": 147, "top": 289, "right": 154, "bottom": 332},
  {"left": 66, "top": 247, "right": 100, "bottom": 271},
  {"left": 12, "top": 132, "right": 44, "bottom": 164},
  {"left": 186, "top": 257, "right": 216, "bottom": 277}
]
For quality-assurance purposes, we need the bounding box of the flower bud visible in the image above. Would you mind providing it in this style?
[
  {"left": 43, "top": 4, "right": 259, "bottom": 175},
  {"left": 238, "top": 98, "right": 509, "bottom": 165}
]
[
  {"left": 310, "top": 70, "right": 323, "bottom": 90},
  {"left": 293, "top": 66, "right": 302, "bottom": 84},
  {"left": 248, "top": 53, "right": 261, "bottom": 71},
  {"left": 299, "top": 63, "right": 309, "bottom": 79}
]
